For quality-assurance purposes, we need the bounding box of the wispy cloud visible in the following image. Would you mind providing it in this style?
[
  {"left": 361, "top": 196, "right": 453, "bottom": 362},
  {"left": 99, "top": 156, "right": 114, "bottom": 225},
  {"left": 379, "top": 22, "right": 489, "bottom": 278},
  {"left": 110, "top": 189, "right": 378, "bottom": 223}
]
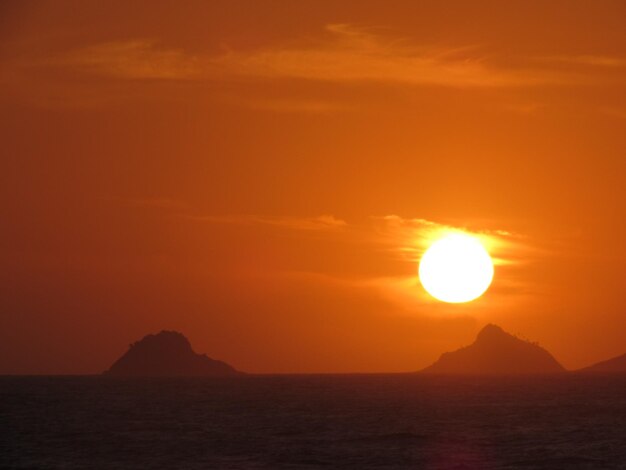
[
  {"left": 58, "top": 40, "right": 203, "bottom": 79},
  {"left": 369, "top": 215, "right": 525, "bottom": 267},
  {"left": 193, "top": 212, "right": 530, "bottom": 301},
  {"left": 128, "top": 198, "right": 533, "bottom": 306},
  {"left": 131, "top": 196, "right": 527, "bottom": 269},
  {"left": 220, "top": 95, "right": 345, "bottom": 114},
  {"left": 120, "top": 196, "right": 348, "bottom": 231},
  {"left": 181, "top": 210, "right": 524, "bottom": 267},
  {"left": 188, "top": 214, "right": 348, "bottom": 231},
  {"left": 53, "top": 25, "right": 562, "bottom": 88},
  {"left": 356, "top": 216, "right": 536, "bottom": 311},
  {"left": 542, "top": 55, "right": 626, "bottom": 68},
  {"left": 209, "top": 24, "right": 540, "bottom": 88}
]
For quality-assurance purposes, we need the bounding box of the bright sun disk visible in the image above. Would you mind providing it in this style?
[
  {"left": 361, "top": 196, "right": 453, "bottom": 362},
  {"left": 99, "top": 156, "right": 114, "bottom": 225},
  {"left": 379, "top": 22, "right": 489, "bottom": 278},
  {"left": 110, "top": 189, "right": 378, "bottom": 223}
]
[{"left": 418, "top": 233, "right": 494, "bottom": 303}]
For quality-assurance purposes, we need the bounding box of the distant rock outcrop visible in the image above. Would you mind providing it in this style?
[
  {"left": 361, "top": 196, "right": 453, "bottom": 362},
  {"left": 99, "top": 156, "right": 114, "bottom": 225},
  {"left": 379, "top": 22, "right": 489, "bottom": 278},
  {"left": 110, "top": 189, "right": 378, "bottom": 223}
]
[
  {"left": 421, "top": 324, "right": 565, "bottom": 375},
  {"left": 103, "top": 330, "right": 241, "bottom": 377},
  {"left": 578, "top": 353, "right": 626, "bottom": 374}
]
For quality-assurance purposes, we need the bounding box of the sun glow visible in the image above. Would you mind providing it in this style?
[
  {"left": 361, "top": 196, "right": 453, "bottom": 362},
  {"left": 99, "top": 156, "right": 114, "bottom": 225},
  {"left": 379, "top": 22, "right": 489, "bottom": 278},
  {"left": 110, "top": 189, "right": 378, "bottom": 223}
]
[{"left": 418, "top": 233, "right": 494, "bottom": 303}]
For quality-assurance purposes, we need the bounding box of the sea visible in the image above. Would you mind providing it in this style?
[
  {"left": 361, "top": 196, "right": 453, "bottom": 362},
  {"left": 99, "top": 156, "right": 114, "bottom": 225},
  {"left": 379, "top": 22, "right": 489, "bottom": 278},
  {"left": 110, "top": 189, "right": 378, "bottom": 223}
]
[{"left": 1, "top": 374, "right": 625, "bottom": 469}]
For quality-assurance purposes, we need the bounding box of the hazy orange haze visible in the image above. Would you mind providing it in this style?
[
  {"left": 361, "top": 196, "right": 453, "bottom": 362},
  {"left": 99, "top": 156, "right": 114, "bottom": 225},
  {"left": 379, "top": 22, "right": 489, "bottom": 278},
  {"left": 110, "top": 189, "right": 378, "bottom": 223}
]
[{"left": 1, "top": 0, "right": 626, "bottom": 374}]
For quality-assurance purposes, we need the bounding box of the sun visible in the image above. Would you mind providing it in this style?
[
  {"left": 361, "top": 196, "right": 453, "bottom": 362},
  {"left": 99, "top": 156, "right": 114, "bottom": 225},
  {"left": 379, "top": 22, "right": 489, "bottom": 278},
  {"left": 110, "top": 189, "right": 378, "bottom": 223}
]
[{"left": 418, "top": 233, "right": 494, "bottom": 303}]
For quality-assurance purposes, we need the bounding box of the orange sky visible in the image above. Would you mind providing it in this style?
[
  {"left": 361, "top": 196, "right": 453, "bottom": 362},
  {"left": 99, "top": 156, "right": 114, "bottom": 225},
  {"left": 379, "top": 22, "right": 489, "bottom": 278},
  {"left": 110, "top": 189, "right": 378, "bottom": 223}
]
[{"left": 1, "top": 0, "right": 626, "bottom": 374}]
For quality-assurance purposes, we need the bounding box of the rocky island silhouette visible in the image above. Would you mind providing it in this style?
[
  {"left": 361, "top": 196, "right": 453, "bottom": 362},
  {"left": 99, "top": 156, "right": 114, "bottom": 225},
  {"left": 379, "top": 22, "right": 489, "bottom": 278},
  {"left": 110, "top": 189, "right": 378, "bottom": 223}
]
[
  {"left": 103, "top": 326, "right": 625, "bottom": 377},
  {"left": 420, "top": 324, "right": 566, "bottom": 375},
  {"left": 578, "top": 352, "right": 626, "bottom": 374},
  {"left": 103, "top": 330, "right": 241, "bottom": 377}
]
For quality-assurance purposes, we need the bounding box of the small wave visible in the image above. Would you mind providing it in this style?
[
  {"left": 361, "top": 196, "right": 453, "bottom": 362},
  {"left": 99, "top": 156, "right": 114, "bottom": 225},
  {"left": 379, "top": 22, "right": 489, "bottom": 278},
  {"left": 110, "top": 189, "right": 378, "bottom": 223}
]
[
  {"left": 513, "top": 455, "right": 608, "bottom": 466},
  {"left": 346, "top": 432, "right": 428, "bottom": 443}
]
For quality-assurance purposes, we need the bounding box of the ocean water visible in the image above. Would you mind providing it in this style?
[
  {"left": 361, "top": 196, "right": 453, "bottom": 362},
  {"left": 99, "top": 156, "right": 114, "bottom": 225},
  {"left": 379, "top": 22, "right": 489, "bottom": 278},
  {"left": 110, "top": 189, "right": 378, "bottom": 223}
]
[{"left": 1, "top": 375, "right": 625, "bottom": 469}]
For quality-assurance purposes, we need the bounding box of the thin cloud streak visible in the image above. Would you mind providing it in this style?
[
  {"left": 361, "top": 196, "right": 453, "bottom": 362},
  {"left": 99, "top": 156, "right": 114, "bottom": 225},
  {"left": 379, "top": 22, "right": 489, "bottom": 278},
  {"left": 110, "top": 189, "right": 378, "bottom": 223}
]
[
  {"left": 369, "top": 215, "right": 527, "bottom": 267},
  {"left": 131, "top": 195, "right": 529, "bottom": 271},
  {"left": 130, "top": 199, "right": 533, "bottom": 306},
  {"left": 182, "top": 210, "right": 524, "bottom": 267},
  {"left": 219, "top": 95, "right": 346, "bottom": 113},
  {"left": 358, "top": 216, "right": 537, "bottom": 312},
  {"left": 103, "top": 194, "right": 544, "bottom": 318},
  {"left": 51, "top": 25, "right": 567, "bottom": 88},
  {"left": 187, "top": 214, "right": 348, "bottom": 231},
  {"left": 210, "top": 213, "right": 530, "bottom": 305},
  {"left": 58, "top": 40, "right": 203, "bottom": 80},
  {"left": 210, "top": 24, "right": 538, "bottom": 88},
  {"left": 541, "top": 55, "right": 626, "bottom": 67}
]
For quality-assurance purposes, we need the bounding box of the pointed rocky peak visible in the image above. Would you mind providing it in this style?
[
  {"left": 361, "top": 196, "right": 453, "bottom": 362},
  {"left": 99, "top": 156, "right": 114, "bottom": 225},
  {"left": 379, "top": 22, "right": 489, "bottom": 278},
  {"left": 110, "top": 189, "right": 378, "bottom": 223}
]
[
  {"left": 476, "top": 324, "right": 507, "bottom": 342},
  {"left": 127, "top": 330, "right": 194, "bottom": 355}
]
